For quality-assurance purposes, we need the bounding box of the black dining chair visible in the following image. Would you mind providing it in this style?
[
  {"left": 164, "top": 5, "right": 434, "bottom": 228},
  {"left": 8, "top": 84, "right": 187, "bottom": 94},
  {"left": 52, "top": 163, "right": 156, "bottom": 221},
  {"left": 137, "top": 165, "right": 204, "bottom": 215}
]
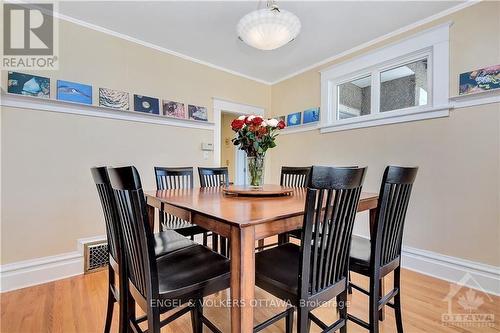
[
  {"left": 198, "top": 167, "right": 230, "bottom": 257},
  {"left": 277, "top": 166, "right": 312, "bottom": 245},
  {"left": 257, "top": 166, "right": 312, "bottom": 250},
  {"left": 91, "top": 167, "right": 196, "bottom": 333},
  {"left": 280, "top": 166, "right": 312, "bottom": 187},
  {"left": 154, "top": 167, "right": 209, "bottom": 245},
  {"left": 348, "top": 166, "right": 418, "bottom": 333},
  {"left": 254, "top": 166, "right": 367, "bottom": 333},
  {"left": 198, "top": 167, "right": 230, "bottom": 187},
  {"left": 108, "top": 166, "right": 230, "bottom": 333}
]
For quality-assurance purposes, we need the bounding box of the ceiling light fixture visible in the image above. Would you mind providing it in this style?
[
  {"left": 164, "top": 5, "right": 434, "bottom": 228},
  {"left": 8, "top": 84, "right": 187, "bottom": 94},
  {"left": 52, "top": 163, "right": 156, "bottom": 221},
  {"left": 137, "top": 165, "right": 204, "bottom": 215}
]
[{"left": 237, "top": 0, "right": 301, "bottom": 51}]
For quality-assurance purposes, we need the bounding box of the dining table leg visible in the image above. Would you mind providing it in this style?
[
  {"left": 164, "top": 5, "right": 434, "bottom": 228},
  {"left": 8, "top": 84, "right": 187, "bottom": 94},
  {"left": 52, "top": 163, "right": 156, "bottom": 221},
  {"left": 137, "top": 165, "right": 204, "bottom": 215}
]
[{"left": 230, "top": 225, "right": 256, "bottom": 333}]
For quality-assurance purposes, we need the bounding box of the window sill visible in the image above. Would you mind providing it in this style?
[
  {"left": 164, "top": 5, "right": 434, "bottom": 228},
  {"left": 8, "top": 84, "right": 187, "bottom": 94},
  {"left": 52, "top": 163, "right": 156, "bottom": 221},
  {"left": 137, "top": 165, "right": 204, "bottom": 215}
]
[{"left": 320, "top": 105, "right": 450, "bottom": 133}]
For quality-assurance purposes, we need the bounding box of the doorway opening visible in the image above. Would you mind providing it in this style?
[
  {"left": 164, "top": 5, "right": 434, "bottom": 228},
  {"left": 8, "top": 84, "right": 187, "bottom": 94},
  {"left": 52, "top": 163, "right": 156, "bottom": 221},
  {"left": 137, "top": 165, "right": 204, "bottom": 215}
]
[
  {"left": 221, "top": 112, "right": 246, "bottom": 185},
  {"left": 213, "top": 98, "right": 265, "bottom": 185}
]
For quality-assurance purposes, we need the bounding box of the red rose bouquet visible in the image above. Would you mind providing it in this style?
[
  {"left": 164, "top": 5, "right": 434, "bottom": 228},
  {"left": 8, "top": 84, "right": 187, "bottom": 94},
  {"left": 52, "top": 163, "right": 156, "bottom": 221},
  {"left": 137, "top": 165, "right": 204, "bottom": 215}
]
[
  {"left": 230, "top": 115, "right": 285, "bottom": 187},
  {"left": 231, "top": 115, "right": 285, "bottom": 156}
]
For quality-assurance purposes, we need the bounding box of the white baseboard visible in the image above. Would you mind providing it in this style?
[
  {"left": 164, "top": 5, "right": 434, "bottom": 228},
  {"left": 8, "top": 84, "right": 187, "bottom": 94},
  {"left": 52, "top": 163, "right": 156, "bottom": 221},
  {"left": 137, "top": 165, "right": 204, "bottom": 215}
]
[
  {"left": 1, "top": 236, "right": 499, "bottom": 296},
  {"left": 401, "top": 246, "right": 500, "bottom": 296},
  {"left": 0, "top": 251, "right": 83, "bottom": 293},
  {"left": 352, "top": 233, "right": 500, "bottom": 296}
]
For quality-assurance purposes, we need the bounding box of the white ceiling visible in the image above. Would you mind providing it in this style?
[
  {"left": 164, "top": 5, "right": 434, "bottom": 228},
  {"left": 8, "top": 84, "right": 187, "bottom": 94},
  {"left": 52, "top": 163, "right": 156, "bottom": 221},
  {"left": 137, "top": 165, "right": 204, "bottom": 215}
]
[{"left": 57, "top": 1, "right": 465, "bottom": 84}]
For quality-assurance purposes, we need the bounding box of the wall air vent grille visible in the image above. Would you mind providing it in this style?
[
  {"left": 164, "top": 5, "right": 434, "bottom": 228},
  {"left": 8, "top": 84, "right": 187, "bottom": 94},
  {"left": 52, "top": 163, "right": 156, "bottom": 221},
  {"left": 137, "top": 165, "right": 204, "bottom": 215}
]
[{"left": 84, "top": 241, "right": 108, "bottom": 273}]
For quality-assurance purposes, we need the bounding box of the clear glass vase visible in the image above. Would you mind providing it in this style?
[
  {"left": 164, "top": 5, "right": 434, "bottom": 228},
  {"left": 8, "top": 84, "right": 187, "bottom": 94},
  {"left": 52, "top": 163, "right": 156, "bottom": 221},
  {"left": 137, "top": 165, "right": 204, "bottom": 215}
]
[{"left": 247, "top": 155, "right": 265, "bottom": 188}]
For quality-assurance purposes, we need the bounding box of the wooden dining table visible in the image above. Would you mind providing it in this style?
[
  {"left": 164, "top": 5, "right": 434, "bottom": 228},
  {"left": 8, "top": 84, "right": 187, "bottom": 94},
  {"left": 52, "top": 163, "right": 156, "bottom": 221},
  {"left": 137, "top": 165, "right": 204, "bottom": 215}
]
[{"left": 145, "top": 186, "right": 379, "bottom": 333}]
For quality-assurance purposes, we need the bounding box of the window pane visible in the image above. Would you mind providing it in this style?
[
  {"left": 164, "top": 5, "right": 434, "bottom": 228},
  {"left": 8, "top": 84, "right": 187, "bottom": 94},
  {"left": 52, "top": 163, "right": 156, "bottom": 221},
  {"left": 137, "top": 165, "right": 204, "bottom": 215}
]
[
  {"left": 380, "top": 59, "right": 428, "bottom": 112},
  {"left": 337, "top": 76, "right": 371, "bottom": 120}
]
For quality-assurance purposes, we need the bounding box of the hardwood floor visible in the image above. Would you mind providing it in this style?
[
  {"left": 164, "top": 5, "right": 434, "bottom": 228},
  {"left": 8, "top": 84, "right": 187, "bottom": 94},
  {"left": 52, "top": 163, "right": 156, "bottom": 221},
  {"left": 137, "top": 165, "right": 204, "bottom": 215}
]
[{"left": 1, "top": 266, "right": 498, "bottom": 333}]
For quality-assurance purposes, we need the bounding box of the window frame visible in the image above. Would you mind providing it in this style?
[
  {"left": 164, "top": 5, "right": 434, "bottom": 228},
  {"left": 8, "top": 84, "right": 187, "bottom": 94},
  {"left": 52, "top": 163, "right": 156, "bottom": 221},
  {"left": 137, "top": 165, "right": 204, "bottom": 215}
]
[
  {"left": 377, "top": 51, "right": 432, "bottom": 114},
  {"left": 336, "top": 72, "right": 373, "bottom": 120},
  {"left": 320, "top": 23, "right": 450, "bottom": 133}
]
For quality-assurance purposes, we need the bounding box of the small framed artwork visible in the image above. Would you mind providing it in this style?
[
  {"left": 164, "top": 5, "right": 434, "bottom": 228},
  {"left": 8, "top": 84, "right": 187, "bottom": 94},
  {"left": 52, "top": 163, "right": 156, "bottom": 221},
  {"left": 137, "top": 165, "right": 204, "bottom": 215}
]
[
  {"left": 57, "top": 80, "right": 92, "bottom": 105},
  {"left": 459, "top": 64, "right": 500, "bottom": 95},
  {"left": 277, "top": 115, "right": 286, "bottom": 123},
  {"left": 163, "top": 100, "right": 186, "bottom": 118},
  {"left": 303, "top": 107, "right": 320, "bottom": 124},
  {"left": 287, "top": 112, "right": 301, "bottom": 126},
  {"left": 134, "top": 95, "right": 160, "bottom": 115},
  {"left": 8, "top": 71, "right": 50, "bottom": 98},
  {"left": 99, "top": 88, "right": 129, "bottom": 110},
  {"left": 188, "top": 105, "right": 208, "bottom": 121}
]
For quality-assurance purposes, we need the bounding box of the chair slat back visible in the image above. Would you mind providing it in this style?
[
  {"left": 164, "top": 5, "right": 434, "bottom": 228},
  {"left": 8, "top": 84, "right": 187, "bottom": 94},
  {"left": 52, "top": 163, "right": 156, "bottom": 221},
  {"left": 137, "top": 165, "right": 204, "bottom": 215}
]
[
  {"left": 198, "top": 167, "right": 229, "bottom": 187},
  {"left": 280, "top": 166, "right": 311, "bottom": 187},
  {"left": 91, "top": 167, "right": 121, "bottom": 263},
  {"left": 154, "top": 167, "right": 194, "bottom": 189},
  {"left": 109, "top": 166, "right": 157, "bottom": 299},
  {"left": 154, "top": 167, "right": 194, "bottom": 231},
  {"left": 374, "top": 166, "right": 418, "bottom": 267},
  {"left": 300, "top": 166, "right": 366, "bottom": 296}
]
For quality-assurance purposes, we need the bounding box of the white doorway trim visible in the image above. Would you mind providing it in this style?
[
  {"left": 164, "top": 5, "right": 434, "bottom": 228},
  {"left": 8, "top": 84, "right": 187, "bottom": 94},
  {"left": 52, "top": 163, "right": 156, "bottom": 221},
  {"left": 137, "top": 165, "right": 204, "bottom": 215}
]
[
  {"left": 212, "top": 98, "right": 265, "bottom": 166},
  {"left": 234, "top": 147, "right": 247, "bottom": 185}
]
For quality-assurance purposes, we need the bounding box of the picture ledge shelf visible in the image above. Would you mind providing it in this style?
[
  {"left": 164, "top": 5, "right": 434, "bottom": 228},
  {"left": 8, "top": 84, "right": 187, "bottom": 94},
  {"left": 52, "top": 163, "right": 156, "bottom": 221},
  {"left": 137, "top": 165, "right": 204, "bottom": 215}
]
[
  {"left": 449, "top": 89, "right": 500, "bottom": 108},
  {"left": 0, "top": 90, "right": 215, "bottom": 130}
]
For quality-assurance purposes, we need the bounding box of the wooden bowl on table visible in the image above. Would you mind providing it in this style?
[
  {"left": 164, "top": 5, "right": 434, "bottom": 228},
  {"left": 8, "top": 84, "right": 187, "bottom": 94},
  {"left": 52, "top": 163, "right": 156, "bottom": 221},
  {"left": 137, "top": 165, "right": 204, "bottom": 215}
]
[{"left": 222, "top": 184, "right": 294, "bottom": 197}]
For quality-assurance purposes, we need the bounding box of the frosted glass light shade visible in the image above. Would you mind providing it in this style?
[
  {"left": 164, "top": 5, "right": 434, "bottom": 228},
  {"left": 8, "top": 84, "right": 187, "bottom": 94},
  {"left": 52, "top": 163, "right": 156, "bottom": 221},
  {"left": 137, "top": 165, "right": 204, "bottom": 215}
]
[{"left": 237, "top": 8, "right": 301, "bottom": 51}]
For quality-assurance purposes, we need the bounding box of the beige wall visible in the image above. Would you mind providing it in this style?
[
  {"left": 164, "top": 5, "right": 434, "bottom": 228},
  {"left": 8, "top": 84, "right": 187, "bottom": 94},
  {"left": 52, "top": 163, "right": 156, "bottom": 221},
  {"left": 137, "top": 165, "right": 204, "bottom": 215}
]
[
  {"left": 0, "top": 19, "right": 270, "bottom": 264},
  {"left": 269, "top": 2, "right": 500, "bottom": 266}
]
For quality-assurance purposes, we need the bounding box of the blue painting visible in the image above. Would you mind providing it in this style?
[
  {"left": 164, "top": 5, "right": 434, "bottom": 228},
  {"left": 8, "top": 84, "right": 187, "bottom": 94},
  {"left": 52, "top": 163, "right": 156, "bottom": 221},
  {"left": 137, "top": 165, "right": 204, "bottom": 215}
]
[
  {"left": 134, "top": 95, "right": 160, "bottom": 115},
  {"left": 459, "top": 64, "right": 500, "bottom": 95},
  {"left": 303, "top": 107, "right": 320, "bottom": 124},
  {"left": 57, "top": 80, "right": 92, "bottom": 104},
  {"left": 8, "top": 72, "right": 50, "bottom": 98},
  {"left": 287, "top": 112, "right": 301, "bottom": 126}
]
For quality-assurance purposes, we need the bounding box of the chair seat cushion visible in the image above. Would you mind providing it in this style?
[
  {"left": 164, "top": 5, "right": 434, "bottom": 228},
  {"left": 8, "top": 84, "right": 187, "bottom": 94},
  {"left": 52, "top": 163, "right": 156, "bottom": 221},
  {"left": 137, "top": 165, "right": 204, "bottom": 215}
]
[
  {"left": 154, "top": 230, "right": 195, "bottom": 257},
  {"left": 157, "top": 245, "right": 230, "bottom": 299},
  {"left": 255, "top": 243, "right": 300, "bottom": 299},
  {"left": 349, "top": 235, "right": 371, "bottom": 272}
]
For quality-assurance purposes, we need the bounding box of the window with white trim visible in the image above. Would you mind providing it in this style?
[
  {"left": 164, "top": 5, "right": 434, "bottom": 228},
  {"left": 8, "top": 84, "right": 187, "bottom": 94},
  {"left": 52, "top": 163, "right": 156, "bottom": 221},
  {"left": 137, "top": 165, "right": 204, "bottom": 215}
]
[{"left": 320, "top": 23, "right": 450, "bottom": 132}]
